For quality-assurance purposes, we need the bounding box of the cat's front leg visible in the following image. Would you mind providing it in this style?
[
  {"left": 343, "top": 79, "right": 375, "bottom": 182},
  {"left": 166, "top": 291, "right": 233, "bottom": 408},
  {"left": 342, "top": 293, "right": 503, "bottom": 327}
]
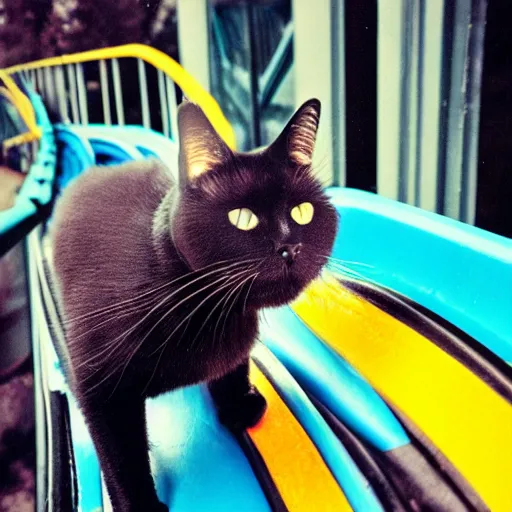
[
  {"left": 209, "top": 359, "right": 267, "bottom": 431},
  {"left": 80, "top": 395, "right": 168, "bottom": 512}
]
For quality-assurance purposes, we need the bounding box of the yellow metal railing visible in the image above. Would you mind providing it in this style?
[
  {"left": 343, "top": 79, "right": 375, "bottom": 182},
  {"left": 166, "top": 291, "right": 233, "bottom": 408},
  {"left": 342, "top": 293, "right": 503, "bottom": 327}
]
[
  {"left": 0, "top": 70, "right": 42, "bottom": 149},
  {"left": 2, "top": 44, "right": 236, "bottom": 149}
]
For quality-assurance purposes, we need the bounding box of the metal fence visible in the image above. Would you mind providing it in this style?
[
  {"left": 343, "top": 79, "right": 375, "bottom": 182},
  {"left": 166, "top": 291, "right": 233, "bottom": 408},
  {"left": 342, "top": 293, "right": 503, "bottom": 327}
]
[
  {"left": 2, "top": 44, "right": 236, "bottom": 149},
  {"left": 20, "top": 59, "right": 177, "bottom": 138}
]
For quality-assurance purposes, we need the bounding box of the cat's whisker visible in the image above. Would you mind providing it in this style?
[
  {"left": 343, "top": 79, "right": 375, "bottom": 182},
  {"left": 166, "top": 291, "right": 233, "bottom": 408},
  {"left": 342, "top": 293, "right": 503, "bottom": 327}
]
[
  {"left": 188, "top": 272, "right": 258, "bottom": 356},
  {"left": 242, "top": 273, "right": 258, "bottom": 316},
  {"left": 151, "top": 270, "right": 256, "bottom": 356},
  {"left": 211, "top": 273, "right": 253, "bottom": 342},
  {"left": 325, "top": 262, "right": 366, "bottom": 280},
  {"left": 64, "top": 258, "right": 260, "bottom": 326},
  {"left": 69, "top": 300, "right": 160, "bottom": 343},
  {"left": 213, "top": 272, "right": 260, "bottom": 356},
  {"left": 141, "top": 312, "right": 194, "bottom": 398},
  {"left": 325, "top": 259, "right": 366, "bottom": 273},
  {"left": 213, "top": 284, "right": 243, "bottom": 358},
  {"left": 187, "top": 274, "right": 251, "bottom": 364},
  {"left": 325, "top": 260, "right": 362, "bottom": 273},
  {"left": 139, "top": 267, "right": 259, "bottom": 353},
  {"left": 105, "top": 265, "right": 254, "bottom": 367},
  {"left": 316, "top": 259, "right": 353, "bottom": 279},
  {"left": 218, "top": 273, "right": 258, "bottom": 347},
  {"left": 323, "top": 255, "right": 375, "bottom": 269},
  {"left": 322, "top": 261, "right": 381, "bottom": 289},
  {"left": 74, "top": 267, "right": 254, "bottom": 371},
  {"left": 211, "top": 275, "right": 249, "bottom": 358},
  {"left": 65, "top": 285, "right": 174, "bottom": 328},
  {"left": 210, "top": 297, "right": 232, "bottom": 359},
  {"left": 76, "top": 268, "right": 253, "bottom": 373},
  {"left": 69, "top": 258, "right": 261, "bottom": 326},
  {"left": 101, "top": 270, "right": 256, "bottom": 398},
  {"left": 260, "top": 309, "right": 270, "bottom": 329},
  {"left": 314, "top": 253, "right": 368, "bottom": 275},
  {"left": 71, "top": 273, "right": 232, "bottom": 346},
  {"left": 70, "top": 259, "right": 260, "bottom": 351},
  {"left": 62, "top": 279, "right": 180, "bottom": 326}
]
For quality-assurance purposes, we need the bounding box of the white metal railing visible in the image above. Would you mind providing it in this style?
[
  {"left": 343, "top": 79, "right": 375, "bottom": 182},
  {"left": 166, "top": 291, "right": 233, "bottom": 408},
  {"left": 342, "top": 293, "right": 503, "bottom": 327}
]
[{"left": 2, "top": 44, "right": 235, "bottom": 149}]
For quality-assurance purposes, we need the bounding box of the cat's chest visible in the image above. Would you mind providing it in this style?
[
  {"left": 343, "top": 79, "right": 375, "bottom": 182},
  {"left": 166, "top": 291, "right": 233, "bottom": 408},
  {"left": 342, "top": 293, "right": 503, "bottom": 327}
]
[{"left": 139, "top": 299, "right": 258, "bottom": 393}]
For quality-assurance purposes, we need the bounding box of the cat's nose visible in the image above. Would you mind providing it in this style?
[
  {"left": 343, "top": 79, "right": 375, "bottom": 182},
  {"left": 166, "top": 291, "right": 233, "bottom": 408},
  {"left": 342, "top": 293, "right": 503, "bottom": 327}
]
[{"left": 278, "top": 243, "right": 302, "bottom": 264}]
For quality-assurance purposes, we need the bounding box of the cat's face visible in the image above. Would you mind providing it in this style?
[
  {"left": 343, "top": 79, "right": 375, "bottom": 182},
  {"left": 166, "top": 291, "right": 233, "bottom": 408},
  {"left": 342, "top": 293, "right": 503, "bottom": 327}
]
[{"left": 172, "top": 99, "right": 338, "bottom": 308}]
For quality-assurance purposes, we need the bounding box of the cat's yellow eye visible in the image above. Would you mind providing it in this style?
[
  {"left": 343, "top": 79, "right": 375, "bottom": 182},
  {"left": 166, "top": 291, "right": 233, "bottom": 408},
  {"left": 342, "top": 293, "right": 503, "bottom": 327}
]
[
  {"left": 291, "top": 202, "right": 314, "bottom": 225},
  {"left": 228, "top": 208, "right": 259, "bottom": 231}
]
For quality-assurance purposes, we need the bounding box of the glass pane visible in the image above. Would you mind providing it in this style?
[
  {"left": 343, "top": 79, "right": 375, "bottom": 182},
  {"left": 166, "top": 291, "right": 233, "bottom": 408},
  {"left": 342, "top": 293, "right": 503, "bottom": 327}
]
[{"left": 209, "top": 0, "right": 294, "bottom": 151}]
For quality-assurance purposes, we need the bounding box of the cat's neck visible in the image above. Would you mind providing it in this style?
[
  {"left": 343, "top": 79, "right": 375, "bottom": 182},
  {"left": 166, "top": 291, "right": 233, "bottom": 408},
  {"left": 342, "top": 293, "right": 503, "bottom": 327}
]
[{"left": 151, "top": 188, "right": 187, "bottom": 272}]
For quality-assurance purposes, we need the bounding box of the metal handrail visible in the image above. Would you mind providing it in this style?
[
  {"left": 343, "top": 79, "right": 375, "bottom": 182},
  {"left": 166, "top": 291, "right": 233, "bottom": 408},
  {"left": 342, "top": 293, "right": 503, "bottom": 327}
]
[
  {"left": 0, "top": 70, "right": 42, "bottom": 148},
  {"left": 2, "top": 44, "right": 236, "bottom": 149}
]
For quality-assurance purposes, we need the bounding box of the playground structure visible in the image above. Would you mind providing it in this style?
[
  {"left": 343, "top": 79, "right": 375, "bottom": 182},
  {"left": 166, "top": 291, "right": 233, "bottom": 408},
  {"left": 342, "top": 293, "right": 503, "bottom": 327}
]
[{"left": 0, "top": 44, "right": 511, "bottom": 512}]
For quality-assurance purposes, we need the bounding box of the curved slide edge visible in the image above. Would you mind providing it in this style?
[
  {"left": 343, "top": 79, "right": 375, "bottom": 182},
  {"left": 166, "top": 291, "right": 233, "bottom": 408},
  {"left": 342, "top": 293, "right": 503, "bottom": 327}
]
[
  {"left": 87, "top": 136, "right": 145, "bottom": 165},
  {"left": 293, "top": 274, "right": 512, "bottom": 512},
  {"left": 342, "top": 278, "right": 512, "bottom": 403},
  {"left": 0, "top": 92, "right": 56, "bottom": 256},
  {"left": 54, "top": 126, "right": 96, "bottom": 192},
  {"left": 261, "top": 305, "right": 484, "bottom": 511},
  {"left": 259, "top": 305, "right": 409, "bottom": 452},
  {"left": 326, "top": 187, "right": 512, "bottom": 363},
  {"left": 250, "top": 344, "right": 383, "bottom": 512},
  {"left": 66, "top": 124, "right": 179, "bottom": 174}
]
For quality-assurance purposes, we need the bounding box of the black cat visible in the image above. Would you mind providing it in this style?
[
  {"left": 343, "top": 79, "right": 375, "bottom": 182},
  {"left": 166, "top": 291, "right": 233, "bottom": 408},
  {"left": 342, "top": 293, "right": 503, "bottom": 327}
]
[{"left": 51, "top": 98, "right": 338, "bottom": 511}]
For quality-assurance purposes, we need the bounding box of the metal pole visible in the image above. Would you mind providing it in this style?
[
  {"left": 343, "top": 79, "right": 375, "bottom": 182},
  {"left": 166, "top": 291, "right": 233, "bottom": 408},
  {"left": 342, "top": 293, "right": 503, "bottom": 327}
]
[
  {"left": 55, "top": 66, "right": 70, "bottom": 123},
  {"left": 461, "top": 0, "right": 487, "bottom": 224},
  {"left": 165, "top": 76, "right": 179, "bottom": 140},
  {"left": 417, "top": 0, "right": 444, "bottom": 213},
  {"left": 157, "top": 69, "right": 170, "bottom": 138},
  {"left": 247, "top": 3, "right": 261, "bottom": 148},
  {"left": 66, "top": 64, "right": 80, "bottom": 124},
  {"left": 377, "top": 0, "right": 405, "bottom": 200},
  {"left": 43, "top": 67, "right": 57, "bottom": 119},
  {"left": 112, "top": 58, "right": 125, "bottom": 126},
  {"left": 137, "top": 58, "right": 151, "bottom": 129},
  {"left": 331, "top": 0, "right": 347, "bottom": 187},
  {"left": 76, "top": 63, "right": 89, "bottom": 125},
  {"left": 26, "top": 231, "right": 48, "bottom": 512},
  {"left": 399, "top": 0, "right": 416, "bottom": 204},
  {"left": 99, "top": 60, "right": 112, "bottom": 125},
  {"left": 292, "top": 0, "right": 334, "bottom": 185},
  {"left": 176, "top": 0, "right": 211, "bottom": 92},
  {"left": 36, "top": 68, "right": 45, "bottom": 98},
  {"left": 442, "top": 0, "right": 487, "bottom": 224}
]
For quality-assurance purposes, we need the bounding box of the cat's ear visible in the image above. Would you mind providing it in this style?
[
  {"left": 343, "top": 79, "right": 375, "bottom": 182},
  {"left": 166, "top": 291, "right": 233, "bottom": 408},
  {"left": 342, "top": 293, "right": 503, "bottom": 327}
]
[
  {"left": 177, "top": 100, "right": 232, "bottom": 183},
  {"left": 267, "top": 98, "right": 321, "bottom": 166}
]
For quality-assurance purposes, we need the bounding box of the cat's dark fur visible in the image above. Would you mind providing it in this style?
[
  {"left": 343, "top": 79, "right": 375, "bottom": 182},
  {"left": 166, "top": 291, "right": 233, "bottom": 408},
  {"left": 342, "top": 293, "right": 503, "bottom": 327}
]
[{"left": 51, "top": 99, "right": 337, "bottom": 511}]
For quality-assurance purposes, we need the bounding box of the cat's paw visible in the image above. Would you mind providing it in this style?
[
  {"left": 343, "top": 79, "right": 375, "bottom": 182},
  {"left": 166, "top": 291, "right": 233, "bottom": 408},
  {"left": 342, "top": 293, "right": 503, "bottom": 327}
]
[{"left": 215, "top": 386, "right": 267, "bottom": 431}]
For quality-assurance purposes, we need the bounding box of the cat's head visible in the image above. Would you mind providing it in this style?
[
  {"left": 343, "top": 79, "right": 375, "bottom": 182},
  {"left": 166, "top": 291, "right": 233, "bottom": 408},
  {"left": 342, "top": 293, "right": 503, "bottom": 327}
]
[{"left": 171, "top": 99, "right": 338, "bottom": 308}]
